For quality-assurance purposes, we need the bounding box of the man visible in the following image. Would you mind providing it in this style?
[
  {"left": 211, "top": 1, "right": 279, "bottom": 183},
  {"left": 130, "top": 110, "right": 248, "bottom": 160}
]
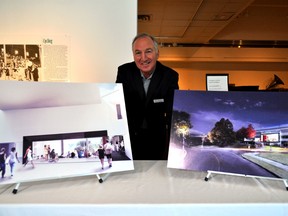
[{"left": 116, "top": 33, "right": 179, "bottom": 160}]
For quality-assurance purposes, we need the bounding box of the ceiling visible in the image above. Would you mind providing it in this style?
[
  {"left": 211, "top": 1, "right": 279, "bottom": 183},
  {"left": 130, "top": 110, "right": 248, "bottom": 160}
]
[{"left": 137, "top": 0, "right": 288, "bottom": 48}]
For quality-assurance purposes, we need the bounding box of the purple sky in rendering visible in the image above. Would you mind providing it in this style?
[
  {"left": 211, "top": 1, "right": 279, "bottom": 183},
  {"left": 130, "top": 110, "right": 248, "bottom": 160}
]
[{"left": 172, "top": 90, "right": 288, "bottom": 135}]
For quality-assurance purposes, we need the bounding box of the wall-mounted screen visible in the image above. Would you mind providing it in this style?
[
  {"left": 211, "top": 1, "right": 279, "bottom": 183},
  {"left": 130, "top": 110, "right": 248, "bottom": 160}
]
[{"left": 206, "top": 74, "right": 229, "bottom": 91}]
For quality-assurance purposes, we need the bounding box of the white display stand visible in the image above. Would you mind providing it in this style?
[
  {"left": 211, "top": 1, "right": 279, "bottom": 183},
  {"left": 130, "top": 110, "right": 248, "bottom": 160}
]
[
  {"left": 204, "top": 170, "right": 288, "bottom": 191},
  {"left": 12, "top": 173, "right": 110, "bottom": 194},
  {"left": 1, "top": 161, "right": 288, "bottom": 216}
]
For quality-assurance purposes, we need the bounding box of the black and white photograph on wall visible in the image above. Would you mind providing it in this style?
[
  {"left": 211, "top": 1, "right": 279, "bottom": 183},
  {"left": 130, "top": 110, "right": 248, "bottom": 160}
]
[
  {"left": 167, "top": 90, "right": 288, "bottom": 180},
  {"left": 0, "top": 81, "right": 133, "bottom": 185},
  {"left": 0, "top": 44, "right": 41, "bottom": 81}
]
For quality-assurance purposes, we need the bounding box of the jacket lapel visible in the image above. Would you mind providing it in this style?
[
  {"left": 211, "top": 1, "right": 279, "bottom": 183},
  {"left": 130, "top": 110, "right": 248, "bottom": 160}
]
[
  {"left": 146, "top": 67, "right": 162, "bottom": 104},
  {"left": 133, "top": 70, "right": 146, "bottom": 100}
]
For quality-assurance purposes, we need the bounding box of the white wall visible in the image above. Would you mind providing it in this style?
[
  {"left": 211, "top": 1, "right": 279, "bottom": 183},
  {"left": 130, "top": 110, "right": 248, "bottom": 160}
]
[
  {"left": 2, "top": 105, "right": 111, "bottom": 142},
  {"left": 0, "top": 0, "right": 137, "bottom": 82}
]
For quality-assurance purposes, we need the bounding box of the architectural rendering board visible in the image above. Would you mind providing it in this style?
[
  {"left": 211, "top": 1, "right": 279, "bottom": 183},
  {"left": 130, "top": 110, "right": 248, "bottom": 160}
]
[
  {"left": 168, "top": 90, "right": 288, "bottom": 180},
  {"left": 0, "top": 81, "right": 134, "bottom": 185}
]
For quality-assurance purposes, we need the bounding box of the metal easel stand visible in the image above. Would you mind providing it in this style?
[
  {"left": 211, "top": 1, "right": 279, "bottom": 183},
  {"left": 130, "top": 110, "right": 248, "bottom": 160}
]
[
  {"left": 204, "top": 170, "right": 288, "bottom": 191},
  {"left": 12, "top": 172, "right": 111, "bottom": 194},
  {"left": 12, "top": 182, "right": 20, "bottom": 194},
  {"left": 96, "top": 174, "right": 103, "bottom": 183},
  {"left": 96, "top": 172, "right": 110, "bottom": 183}
]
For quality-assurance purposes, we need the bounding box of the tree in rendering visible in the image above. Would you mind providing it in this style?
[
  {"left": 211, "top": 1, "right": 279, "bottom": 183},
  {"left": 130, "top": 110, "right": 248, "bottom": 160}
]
[
  {"left": 209, "top": 118, "right": 236, "bottom": 147},
  {"left": 171, "top": 110, "right": 192, "bottom": 146}
]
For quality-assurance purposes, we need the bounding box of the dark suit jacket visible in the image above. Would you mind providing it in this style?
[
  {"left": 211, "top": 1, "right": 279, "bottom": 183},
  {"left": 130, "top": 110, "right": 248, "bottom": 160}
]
[{"left": 116, "top": 61, "right": 179, "bottom": 159}]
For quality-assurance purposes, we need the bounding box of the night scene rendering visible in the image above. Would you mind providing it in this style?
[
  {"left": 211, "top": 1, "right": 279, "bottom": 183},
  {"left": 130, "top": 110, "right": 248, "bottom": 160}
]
[{"left": 168, "top": 90, "right": 288, "bottom": 179}]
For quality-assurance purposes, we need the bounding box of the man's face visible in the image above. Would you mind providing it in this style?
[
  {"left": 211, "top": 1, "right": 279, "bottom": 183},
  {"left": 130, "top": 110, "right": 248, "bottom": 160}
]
[{"left": 132, "top": 36, "right": 159, "bottom": 76}]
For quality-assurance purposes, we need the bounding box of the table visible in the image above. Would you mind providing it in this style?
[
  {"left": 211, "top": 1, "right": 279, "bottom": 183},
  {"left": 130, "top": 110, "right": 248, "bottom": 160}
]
[{"left": 0, "top": 161, "right": 287, "bottom": 216}]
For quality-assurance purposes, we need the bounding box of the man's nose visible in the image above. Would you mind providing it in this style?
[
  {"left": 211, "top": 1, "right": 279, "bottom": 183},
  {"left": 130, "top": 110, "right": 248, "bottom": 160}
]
[{"left": 141, "top": 52, "right": 147, "bottom": 60}]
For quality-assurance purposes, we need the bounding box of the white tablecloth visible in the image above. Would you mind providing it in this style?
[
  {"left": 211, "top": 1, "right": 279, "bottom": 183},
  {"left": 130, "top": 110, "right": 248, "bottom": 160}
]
[{"left": 0, "top": 161, "right": 287, "bottom": 216}]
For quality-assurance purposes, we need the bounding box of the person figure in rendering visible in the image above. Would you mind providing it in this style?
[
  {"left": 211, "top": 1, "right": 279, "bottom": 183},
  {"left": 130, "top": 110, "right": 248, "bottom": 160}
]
[
  {"left": 47, "top": 145, "right": 51, "bottom": 160},
  {"left": 7, "top": 147, "right": 20, "bottom": 177},
  {"left": 50, "top": 149, "right": 57, "bottom": 162},
  {"left": 116, "top": 33, "right": 179, "bottom": 160},
  {"left": 97, "top": 144, "right": 105, "bottom": 170},
  {"left": 0, "top": 148, "right": 7, "bottom": 178},
  {"left": 104, "top": 141, "right": 113, "bottom": 168},
  {"left": 24, "top": 146, "right": 35, "bottom": 168},
  {"left": 44, "top": 145, "right": 48, "bottom": 161}
]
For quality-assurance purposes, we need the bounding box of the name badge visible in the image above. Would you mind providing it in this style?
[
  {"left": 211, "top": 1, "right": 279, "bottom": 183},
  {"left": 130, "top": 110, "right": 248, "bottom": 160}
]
[{"left": 153, "top": 99, "right": 164, "bottom": 103}]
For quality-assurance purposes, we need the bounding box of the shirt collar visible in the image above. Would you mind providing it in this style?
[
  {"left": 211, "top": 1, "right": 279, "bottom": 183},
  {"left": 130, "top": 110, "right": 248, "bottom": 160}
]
[{"left": 140, "top": 68, "right": 155, "bottom": 80}]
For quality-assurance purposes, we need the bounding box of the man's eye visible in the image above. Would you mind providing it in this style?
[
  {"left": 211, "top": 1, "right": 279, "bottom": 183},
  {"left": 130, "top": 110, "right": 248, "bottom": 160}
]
[
  {"left": 135, "top": 51, "right": 141, "bottom": 55},
  {"left": 145, "top": 49, "right": 153, "bottom": 54}
]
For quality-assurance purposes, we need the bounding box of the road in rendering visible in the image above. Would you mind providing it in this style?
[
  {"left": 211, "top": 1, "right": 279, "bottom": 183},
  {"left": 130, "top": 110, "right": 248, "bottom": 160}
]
[{"left": 183, "top": 146, "right": 277, "bottom": 178}]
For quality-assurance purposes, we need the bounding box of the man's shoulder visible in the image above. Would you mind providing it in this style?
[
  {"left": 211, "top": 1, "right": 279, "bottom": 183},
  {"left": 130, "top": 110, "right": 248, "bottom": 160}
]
[
  {"left": 118, "top": 61, "right": 137, "bottom": 71},
  {"left": 156, "top": 61, "right": 178, "bottom": 76}
]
